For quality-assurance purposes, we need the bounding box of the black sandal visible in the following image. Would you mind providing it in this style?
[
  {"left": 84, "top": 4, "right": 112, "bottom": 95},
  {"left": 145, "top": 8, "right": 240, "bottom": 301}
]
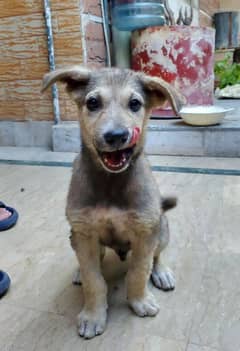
[
  {"left": 0, "top": 270, "right": 11, "bottom": 298},
  {"left": 0, "top": 201, "right": 18, "bottom": 231}
]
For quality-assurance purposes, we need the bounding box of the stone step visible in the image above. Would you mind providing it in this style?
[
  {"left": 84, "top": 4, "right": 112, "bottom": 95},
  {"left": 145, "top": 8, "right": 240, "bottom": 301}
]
[
  {"left": 0, "top": 100, "right": 239, "bottom": 157},
  {"left": 0, "top": 147, "right": 239, "bottom": 172},
  {"left": 52, "top": 112, "right": 240, "bottom": 157}
]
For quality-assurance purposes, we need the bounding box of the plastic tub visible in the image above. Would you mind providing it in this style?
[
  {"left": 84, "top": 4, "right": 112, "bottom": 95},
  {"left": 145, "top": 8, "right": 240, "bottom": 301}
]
[
  {"left": 214, "top": 12, "right": 240, "bottom": 49},
  {"left": 112, "top": 1, "right": 165, "bottom": 31}
]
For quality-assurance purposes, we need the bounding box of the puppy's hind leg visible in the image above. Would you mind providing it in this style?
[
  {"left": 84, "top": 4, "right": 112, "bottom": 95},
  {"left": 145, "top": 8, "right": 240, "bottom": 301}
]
[
  {"left": 72, "top": 267, "right": 82, "bottom": 285},
  {"left": 151, "top": 215, "right": 175, "bottom": 291},
  {"left": 70, "top": 229, "right": 82, "bottom": 285}
]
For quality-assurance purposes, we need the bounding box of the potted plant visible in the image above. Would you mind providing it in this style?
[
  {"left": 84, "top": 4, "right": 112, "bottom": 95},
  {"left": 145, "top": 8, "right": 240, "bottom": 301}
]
[{"left": 215, "top": 54, "right": 240, "bottom": 98}]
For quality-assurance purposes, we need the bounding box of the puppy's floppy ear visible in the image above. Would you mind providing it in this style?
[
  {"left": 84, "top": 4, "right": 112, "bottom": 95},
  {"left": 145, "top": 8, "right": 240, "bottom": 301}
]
[
  {"left": 42, "top": 66, "right": 91, "bottom": 93},
  {"left": 138, "top": 73, "right": 186, "bottom": 116}
]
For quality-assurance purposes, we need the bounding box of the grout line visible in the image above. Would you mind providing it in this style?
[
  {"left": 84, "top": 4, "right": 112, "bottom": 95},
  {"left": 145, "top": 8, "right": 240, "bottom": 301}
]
[
  {"left": 186, "top": 341, "right": 218, "bottom": 350},
  {"left": 151, "top": 165, "right": 240, "bottom": 176},
  {"left": 81, "top": 13, "right": 103, "bottom": 23},
  {"left": 184, "top": 248, "right": 211, "bottom": 351},
  {"left": 0, "top": 159, "right": 73, "bottom": 168},
  {"left": 1, "top": 159, "right": 240, "bottom": 176}
]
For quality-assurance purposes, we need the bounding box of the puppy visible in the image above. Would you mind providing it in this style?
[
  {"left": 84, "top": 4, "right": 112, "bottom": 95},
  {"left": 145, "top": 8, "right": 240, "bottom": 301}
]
[{"left": 42, "top": 67, "right": 183, "bottom": 339}]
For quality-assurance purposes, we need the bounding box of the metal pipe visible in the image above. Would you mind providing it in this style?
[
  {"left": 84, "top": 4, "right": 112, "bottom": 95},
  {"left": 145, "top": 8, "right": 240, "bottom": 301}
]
[
  {"left": 43, "top": 0, "right": 61, "bottom": 124},
  {"left": 101, "top": 0, "right": 112, "bottom": 66}
]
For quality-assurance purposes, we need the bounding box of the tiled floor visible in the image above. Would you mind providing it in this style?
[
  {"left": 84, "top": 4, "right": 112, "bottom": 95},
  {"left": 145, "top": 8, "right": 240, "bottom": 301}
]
[{"left": 0, "top": 158, "right": 240, "bottom": 351}]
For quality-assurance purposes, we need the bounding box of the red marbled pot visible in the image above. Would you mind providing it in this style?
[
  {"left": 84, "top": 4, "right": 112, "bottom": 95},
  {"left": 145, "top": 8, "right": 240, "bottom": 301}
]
[{"left": 131, "top": 26, "right": 215, "bottom": 117}]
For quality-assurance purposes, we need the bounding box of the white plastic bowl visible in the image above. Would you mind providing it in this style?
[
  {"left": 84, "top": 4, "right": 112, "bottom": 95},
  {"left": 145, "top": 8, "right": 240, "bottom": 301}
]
[{"left": 179, "top": 106, "right": 234, "bottom": 126}]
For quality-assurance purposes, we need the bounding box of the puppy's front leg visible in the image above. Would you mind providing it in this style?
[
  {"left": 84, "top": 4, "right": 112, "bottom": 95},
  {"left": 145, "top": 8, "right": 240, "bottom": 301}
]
[
  {"left": 72, "top": 245, "right": 106, "bottom": 285},
  {"left": 127, "top": 236, "right": 159, "bottom": 317},
  {"left": 74, "top": 234, "right": 107, "bottom": 339}
]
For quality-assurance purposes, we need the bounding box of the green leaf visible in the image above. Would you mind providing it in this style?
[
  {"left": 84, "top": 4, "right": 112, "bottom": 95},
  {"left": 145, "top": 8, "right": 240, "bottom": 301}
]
[{"left": 215, "top": 55, "right": 240, "bottom": 88}]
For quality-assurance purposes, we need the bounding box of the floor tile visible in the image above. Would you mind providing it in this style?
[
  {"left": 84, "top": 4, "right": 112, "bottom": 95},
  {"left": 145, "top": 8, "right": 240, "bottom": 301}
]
[{"left": 189, "top": 254, "right": 240, "bottom": 351}]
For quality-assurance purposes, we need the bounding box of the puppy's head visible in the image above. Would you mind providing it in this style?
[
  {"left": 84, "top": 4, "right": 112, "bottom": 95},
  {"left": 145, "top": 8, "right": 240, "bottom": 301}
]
[{"left": 42, "top": 66, "right": 184, "bottom": 173}]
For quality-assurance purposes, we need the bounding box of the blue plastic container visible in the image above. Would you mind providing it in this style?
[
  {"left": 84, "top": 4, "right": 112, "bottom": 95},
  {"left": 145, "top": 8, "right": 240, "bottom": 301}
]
[
  {"left": 214, "top": 12, "right": 240, "bottom": 49},
  {"left": 112, "top": 0, "right": 165, "bottom": 31}
]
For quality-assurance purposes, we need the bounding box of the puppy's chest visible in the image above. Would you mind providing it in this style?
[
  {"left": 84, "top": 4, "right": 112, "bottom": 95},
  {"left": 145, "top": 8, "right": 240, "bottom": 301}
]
[{"left": 87, "top": 206, "right": 136, "bottom": 245}]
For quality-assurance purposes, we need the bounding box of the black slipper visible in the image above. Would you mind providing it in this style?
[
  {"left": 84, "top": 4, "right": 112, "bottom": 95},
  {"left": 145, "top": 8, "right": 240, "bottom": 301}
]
[
  {"left": 0, "top": 201, "right": 19, "bottom": 231},
  {"left": 0, "top": 270, "right": 11, "bottom": 298}
]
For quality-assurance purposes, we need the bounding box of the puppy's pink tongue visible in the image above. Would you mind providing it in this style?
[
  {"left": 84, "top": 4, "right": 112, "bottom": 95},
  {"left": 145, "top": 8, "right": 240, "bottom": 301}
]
[{"left": 129, "top": 127, "right": 140, "bottom": 146}]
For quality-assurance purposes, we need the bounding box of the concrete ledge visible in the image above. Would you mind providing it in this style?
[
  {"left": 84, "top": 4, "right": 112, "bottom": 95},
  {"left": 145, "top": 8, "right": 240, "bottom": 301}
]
[
  {"left": 1, "top": 147, "right": 240, "bottom": 172},
  {"left": 51, "top": 116, "right": 240, "bottom": 157},
  {"left": 52, "top": 122, "right": 81, "bottom": 152},
  {"left": 145, "top": 116, "right": 240, "bottom": 157},
  {"left": 0, "top": 121, "right": 53, "bottom": 148},
  {"left": 1, "top": 111, "right": 240, "bottom": 157},
  {"left": 145, "top": 129, "right": 204, "bottom": 156}
]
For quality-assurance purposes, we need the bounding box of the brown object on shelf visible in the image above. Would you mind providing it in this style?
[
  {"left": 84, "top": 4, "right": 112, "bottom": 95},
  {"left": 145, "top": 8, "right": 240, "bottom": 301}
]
[{"left": 233, "top": 47, "right": 240, "bottom": 63}]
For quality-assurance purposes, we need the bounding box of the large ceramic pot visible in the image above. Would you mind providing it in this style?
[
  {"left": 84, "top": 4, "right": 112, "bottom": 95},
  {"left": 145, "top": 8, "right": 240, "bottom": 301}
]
[{"left": 131, "top": 26, "right": 215, "bottom": 117}]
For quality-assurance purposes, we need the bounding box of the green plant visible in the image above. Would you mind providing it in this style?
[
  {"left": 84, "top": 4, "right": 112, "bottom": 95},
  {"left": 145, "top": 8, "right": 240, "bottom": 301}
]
[{"left": 214, "top": 55, "right": 240, "bottom": 89}]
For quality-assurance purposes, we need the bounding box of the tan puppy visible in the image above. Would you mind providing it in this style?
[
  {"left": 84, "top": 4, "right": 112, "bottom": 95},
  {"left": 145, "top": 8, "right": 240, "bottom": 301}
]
[{"left": 42, "top": 67, "right": 183, "bottom": 339}]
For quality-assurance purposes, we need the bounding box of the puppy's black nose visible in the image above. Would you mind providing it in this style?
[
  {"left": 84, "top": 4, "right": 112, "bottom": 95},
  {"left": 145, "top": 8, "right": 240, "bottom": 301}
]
[{"left": 104, "top": 128, "right": 129, "bottom": 146}]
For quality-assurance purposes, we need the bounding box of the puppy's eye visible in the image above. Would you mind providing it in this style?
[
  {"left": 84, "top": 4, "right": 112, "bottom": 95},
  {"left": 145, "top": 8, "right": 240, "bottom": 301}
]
[
  {"left": 86, "top": 97, "right": 101, "bottom": 111},
  {"left": 129, "top": 98, "right": 142, "bottom": 112}
]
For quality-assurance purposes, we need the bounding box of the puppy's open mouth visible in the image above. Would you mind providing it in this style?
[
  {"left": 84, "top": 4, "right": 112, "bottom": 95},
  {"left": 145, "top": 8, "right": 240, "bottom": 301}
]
[{"left": 100, "top": 146, "right": 134, "bottom": 172}]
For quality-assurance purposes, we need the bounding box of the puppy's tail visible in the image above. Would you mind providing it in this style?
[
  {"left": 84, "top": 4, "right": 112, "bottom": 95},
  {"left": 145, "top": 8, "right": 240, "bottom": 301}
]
[{"left": 161, "top": 197, "right": 177, "bottom": 212}]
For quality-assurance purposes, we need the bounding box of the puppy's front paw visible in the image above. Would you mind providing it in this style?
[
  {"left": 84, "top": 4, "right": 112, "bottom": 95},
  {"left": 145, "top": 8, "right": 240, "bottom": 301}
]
[
  {"left": 151, "top": 265, "right": 175, "bottom": 291},
  {"left": 129, "top": 293, "right": 159, "bottom": 317},
  {"left": 77, "top": 308, "right": 107, "bottom": 339}
]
